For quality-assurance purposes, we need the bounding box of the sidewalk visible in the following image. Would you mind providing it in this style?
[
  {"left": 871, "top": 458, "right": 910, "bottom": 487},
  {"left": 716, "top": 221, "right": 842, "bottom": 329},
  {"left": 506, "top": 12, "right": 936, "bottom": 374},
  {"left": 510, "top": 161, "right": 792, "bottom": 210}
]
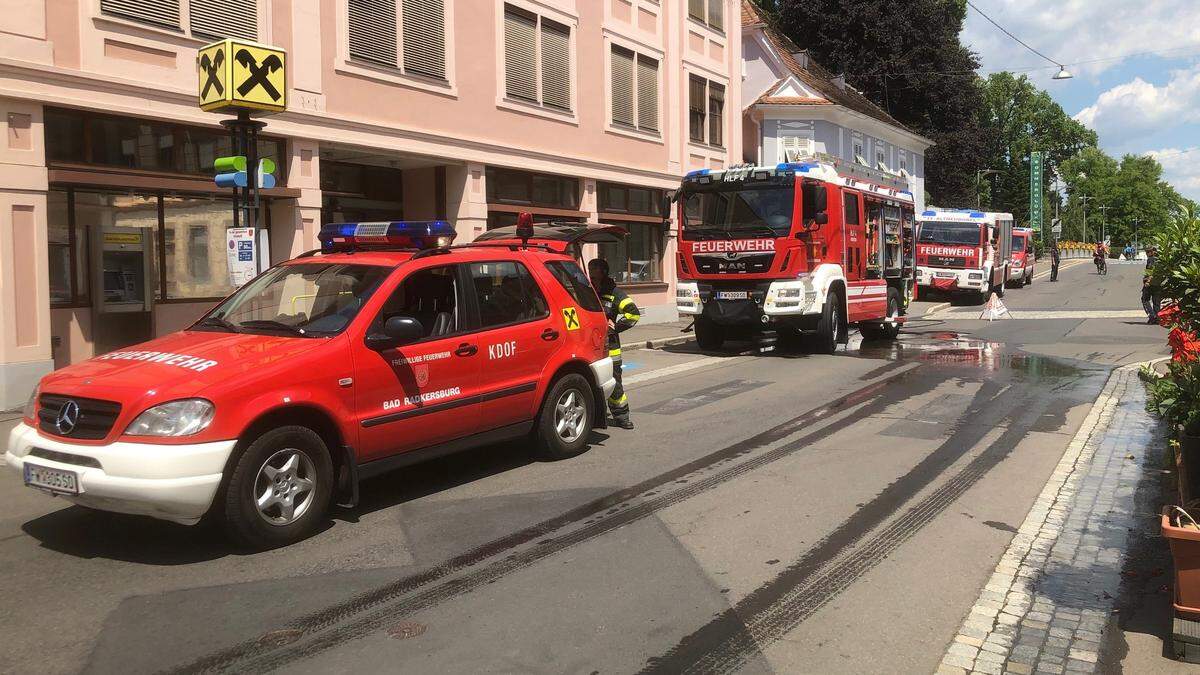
[
  {"left": 938, "top": 362, "right": 1185, "bottom": 674},
  {"left": 621, "top": 319, "right": 695, "bottom": 352}
]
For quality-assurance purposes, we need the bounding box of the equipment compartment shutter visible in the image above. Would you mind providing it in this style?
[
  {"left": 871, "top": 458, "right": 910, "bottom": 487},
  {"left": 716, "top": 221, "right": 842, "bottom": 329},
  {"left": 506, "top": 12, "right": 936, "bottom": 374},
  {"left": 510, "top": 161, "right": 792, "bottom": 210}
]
[
  {"left": 610, "top": 46, "right": 634, "bottom": 127},
  {"left": 101, "top": 0, "right": 180, "bottom": 30},
  {"left": 504, "top": 7, "right": 538, "bottom": 102},
  {"left": 190, "top": 0, "right": 258, "bottom": 40},
  {"left": 540, "top": 18, "right": 571, "bottom": 110},
  {"left": 401, "top": 0, "right": 445, "bottom": 79},
  {"left": 349, "top": 0, "right": 398, "bottom": 68},
  {"left": 636, "top": 55, "right": 659, "bottom": 132}
]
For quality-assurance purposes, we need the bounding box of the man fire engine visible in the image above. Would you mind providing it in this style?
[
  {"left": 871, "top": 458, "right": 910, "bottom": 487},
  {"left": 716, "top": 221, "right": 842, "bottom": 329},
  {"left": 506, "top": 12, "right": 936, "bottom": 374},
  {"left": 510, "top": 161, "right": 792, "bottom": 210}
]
[
  {"left": 674, "top": 156, "right": 916, "bottom": 354},
  {"left": 915, "top": 209, "right": 1014, "bottom": 303},
  {"left": 1007, "top": 227, "right": 1035, "bottom": 288}
]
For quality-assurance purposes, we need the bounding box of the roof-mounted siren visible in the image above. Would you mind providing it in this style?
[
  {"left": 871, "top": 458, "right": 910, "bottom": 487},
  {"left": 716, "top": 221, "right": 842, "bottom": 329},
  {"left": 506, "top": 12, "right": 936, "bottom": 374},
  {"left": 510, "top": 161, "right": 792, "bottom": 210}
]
[
  {"left": 318, "top": 221, "right": 456, "bottom": 253},
  {"left": 515, "top": 211, "right": 534, "bottom": 249}
]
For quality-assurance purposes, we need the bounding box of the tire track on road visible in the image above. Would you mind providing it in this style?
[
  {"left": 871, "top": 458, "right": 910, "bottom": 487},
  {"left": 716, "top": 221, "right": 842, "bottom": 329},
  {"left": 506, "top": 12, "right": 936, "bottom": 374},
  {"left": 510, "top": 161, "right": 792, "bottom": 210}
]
[{"left": 166, "top": 360, "right": 919, "bottom": 674}]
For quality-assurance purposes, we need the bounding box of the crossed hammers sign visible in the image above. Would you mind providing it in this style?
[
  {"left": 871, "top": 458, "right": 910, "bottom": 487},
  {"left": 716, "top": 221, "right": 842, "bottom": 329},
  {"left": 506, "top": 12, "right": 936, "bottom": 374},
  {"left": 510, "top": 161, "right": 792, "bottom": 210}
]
[
  {"left": 199, "top": 50, "right": 225, "bottom": 98},
  {"left": 235, "top": 49, "right": 283, "bottom": 101}
]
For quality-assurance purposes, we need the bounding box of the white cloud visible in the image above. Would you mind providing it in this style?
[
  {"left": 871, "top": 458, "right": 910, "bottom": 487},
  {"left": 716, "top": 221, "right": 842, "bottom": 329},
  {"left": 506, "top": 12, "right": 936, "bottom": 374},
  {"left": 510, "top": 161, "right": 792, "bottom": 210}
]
[
  {"left": 1074, "top": 64, "right": 1200, "bottom": 147},
  {"left": 961, "top": 0, "right": 1200, "bottom": 81},
  {"left": 1144, "top": 148, "right": 1200, "bottom": 200}
]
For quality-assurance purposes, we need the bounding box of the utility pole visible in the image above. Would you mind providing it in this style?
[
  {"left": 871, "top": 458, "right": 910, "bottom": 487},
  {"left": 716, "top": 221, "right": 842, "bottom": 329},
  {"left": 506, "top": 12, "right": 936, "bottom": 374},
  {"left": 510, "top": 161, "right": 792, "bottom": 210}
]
[
  {"left": 1131, "top": 217, "right": 1142, "bottom": 252},
  {"left": 1079, "top": 194, "right": 1091, "bottom": 243},
  {"left": 1097, "top": 205, "right": 1110, "bottom": 244}
]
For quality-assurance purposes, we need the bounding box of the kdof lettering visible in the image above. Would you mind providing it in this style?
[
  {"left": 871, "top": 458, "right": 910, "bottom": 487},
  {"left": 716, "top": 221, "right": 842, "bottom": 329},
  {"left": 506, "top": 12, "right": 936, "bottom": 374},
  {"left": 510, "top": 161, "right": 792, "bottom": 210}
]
[
  {"left": 488, "top": 341, "right": 517, "bottom": 360},
  {"left": 98, "top": 351, "right": 218, "bottom": 372}
]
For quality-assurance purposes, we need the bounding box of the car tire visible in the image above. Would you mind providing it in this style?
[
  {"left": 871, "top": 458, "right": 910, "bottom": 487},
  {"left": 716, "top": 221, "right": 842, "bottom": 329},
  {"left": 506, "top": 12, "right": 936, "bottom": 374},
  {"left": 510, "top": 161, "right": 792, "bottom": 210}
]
[
  {"left": 533, "top": 373, "right": 595, "bottom": 461},
  {"left": 809, "top": 289, "right": 842, "bottom": 355},
  {"left": 861, "top": 288, "right": 902, "bottom": 341},
  {"left": 695, "top": 317, "right": 725, "bottom": 352},
  {"left": 221, "top": 425, "right": 333, "bottom": 550}
]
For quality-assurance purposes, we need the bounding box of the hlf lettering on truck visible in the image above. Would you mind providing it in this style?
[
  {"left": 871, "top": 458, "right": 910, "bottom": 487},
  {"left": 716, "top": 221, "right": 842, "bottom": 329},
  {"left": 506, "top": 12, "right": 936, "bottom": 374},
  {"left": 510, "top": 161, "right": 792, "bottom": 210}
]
[{"left": 673, "top": 157, "right": 916, "bottom": 355}]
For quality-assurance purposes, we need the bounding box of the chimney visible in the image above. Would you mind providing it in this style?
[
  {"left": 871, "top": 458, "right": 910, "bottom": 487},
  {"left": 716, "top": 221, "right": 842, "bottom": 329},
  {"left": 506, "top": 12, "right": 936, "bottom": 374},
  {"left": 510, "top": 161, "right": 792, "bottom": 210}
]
[
  {"left": 832, "top": 74, "right": 847, "bottom": 91},
  {"left": 791, "top": 51, "right": 809, "bottom": 69}
]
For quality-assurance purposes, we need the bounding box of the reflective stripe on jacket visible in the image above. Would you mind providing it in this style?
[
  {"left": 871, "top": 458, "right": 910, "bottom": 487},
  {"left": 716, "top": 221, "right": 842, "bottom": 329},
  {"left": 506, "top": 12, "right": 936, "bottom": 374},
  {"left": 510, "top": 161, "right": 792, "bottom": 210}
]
[{"left": 598, "top": 278, "right": 640, "bottom": 353}]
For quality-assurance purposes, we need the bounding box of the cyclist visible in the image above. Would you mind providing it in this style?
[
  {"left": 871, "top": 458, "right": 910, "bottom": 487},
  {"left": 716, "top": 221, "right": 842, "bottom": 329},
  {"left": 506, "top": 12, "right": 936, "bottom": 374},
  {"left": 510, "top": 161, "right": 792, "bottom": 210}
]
[{"left": 1093, "top": 242, "right": 1108, "bottom": 274}]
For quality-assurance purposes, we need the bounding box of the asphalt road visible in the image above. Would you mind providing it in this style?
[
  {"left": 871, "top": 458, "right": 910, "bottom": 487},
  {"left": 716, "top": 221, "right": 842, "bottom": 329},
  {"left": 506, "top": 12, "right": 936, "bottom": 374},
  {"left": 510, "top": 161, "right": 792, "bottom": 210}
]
[{"left": 0, "top": 258, "right": 1168, "bottom": 674}]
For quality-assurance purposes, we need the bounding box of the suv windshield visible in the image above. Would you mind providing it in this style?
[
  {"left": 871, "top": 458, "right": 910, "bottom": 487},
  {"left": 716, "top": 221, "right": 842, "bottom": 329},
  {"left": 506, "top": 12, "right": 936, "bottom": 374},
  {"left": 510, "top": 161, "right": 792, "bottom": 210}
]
[
  {"left": 919, "top": 221, "right": 981, "bottom": 246},
  {"left": 1012, "top": 234, "right": 1028, "bottom": 252},
  {"left": 195, "top": 262, "right": 391, "bottom": 337},
  {"left": 682, "top": 184, "right": 794, "bottom": 240}
]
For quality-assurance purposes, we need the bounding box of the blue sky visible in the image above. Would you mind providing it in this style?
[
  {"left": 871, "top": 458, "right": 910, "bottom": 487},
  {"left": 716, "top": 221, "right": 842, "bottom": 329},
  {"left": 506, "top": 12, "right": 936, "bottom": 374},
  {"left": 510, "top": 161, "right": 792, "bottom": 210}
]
[{"left": 960, "top": 0, "right": 1200, "bottom": 199}]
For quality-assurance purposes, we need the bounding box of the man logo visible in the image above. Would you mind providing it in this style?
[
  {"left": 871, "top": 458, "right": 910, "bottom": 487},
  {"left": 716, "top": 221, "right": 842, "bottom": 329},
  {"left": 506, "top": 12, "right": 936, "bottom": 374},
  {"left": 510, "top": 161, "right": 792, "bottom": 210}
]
[{"left": 55, "top": 400, "right": 81, "bottom": 435}]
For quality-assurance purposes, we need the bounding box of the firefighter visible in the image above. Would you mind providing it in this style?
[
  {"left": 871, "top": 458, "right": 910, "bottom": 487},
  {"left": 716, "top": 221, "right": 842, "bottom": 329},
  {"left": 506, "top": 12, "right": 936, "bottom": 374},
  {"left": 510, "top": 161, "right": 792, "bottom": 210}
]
[
  {"left": 1050, "top": 241, "right": 1060, "bottom": 282},
  {"left": 1143, "top": 245, "right": 1160, "bottom": 324},
  {"left": 588, "top": 258, "right": 639, "bottom": 429}
]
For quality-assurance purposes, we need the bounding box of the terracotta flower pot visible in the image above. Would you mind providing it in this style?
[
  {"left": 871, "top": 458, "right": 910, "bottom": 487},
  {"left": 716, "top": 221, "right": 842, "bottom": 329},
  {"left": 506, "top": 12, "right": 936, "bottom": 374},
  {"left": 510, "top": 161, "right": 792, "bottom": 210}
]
[{"left": 1162, "top": 505, "right": 1200, "bottom": 620}]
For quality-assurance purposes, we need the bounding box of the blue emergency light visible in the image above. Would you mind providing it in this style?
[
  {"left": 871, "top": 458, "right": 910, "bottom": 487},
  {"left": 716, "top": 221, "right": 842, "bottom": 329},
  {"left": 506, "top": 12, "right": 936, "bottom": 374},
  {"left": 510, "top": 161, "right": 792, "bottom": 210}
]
[{"left": 318, "top": 221, "right": 456, "bottom": 252}]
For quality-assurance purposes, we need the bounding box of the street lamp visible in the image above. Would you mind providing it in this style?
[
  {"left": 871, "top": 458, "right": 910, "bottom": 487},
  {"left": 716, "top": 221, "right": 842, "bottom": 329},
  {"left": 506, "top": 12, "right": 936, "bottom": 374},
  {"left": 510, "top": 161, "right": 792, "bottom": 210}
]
[
  {"left": 976, "top": 169, "right": 1000, "bottom": 209},
  {"left": 1053, "top": 66, "right": 1074, "bottom": 80}
]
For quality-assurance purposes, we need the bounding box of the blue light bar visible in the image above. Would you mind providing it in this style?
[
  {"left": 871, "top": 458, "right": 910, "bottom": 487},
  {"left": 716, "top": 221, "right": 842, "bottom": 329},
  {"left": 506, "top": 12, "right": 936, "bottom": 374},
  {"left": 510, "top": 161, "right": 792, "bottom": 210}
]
[
  {"left": 921, "top": 210, "right": 937, "bottom": 217},
  {"left": 775, "top": 162, "right": 818, "bottom": 173},
  {"left": 318, "top": 221, "right": 457, "bottom": 252},
  {"left": 969, "top": 211, "right": 986, "bottom": 218},
  {"left": 683, "top": 169, "right": 712, "bottom": 181}
]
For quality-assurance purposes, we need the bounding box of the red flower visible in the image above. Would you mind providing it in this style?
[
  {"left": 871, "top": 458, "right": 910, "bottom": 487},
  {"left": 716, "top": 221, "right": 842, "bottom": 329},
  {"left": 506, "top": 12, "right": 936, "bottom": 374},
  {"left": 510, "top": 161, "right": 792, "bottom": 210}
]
[
  {"left": 1158, "top": 303, "right": 1183, "bottom": 327},
  {"left": 1169, "top": 327, "right": 1200, "bottom": 362}
]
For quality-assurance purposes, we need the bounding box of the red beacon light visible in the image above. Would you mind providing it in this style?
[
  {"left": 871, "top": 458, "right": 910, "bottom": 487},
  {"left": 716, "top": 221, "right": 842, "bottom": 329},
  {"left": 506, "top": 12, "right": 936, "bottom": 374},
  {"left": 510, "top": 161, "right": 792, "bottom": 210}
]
[{"left": 318, "top": 221, "right": 456, "bottom": 253}]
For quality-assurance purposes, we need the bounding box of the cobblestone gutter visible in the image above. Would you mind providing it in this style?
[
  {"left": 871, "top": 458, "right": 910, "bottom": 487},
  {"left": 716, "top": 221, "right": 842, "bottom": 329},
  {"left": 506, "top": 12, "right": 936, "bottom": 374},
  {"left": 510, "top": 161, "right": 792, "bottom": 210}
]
[{"left": 938, "top": 362, "right": 1157, "bottom": 675}]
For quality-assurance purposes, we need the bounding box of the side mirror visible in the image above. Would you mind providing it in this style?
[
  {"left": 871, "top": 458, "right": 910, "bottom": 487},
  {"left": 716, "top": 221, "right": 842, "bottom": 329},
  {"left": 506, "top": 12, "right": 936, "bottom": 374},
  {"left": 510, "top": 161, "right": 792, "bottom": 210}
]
[{"left": 365, "top": 316, "right": 424, "bottom": 351}]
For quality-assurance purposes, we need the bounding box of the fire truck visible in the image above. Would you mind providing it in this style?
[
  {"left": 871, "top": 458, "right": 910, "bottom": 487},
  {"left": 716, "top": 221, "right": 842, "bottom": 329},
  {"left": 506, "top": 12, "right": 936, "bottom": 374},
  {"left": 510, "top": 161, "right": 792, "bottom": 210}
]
[
  {"left": 674, "top": 156, "right": 916, "bottom": 354},
  {"left": 915, "top": 209, "right": 1014, "bottom": 303},
  {"left": 1007, "top": 226, "right": 1035, "bottom": 288}
]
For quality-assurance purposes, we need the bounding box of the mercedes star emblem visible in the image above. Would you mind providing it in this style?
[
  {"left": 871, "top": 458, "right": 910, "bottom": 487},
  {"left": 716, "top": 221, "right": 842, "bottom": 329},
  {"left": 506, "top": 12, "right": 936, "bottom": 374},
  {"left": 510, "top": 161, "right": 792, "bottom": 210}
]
[{"left": 55, "top": 400, "right": 81, "bottom": 435}]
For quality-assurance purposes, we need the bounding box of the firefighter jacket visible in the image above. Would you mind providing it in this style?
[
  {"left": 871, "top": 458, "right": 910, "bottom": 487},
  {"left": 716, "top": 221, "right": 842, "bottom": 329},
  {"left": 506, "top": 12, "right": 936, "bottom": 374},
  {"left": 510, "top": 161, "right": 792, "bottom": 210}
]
[{"left": 597, "top": 277, "right": 640, "bottom": 356}]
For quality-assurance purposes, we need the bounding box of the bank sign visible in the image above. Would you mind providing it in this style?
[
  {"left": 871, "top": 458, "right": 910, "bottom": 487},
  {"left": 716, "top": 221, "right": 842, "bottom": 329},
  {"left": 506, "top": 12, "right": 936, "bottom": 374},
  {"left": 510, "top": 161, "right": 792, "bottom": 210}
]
[{"left": 197, "top": 39, "right": 287, "bottom": 114}]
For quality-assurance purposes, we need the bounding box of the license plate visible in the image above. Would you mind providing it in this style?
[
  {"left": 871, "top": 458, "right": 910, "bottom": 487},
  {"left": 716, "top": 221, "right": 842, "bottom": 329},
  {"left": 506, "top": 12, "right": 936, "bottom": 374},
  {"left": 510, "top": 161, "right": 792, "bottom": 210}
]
[
  {"left": 716, "top": 291, "right": 749, "bottom": 300},
  {"left": 23, "top": 462, "right": 80, "bottom": 495},
  {"left": 935, "top": 271, "right": 956, "bottom": 278}
]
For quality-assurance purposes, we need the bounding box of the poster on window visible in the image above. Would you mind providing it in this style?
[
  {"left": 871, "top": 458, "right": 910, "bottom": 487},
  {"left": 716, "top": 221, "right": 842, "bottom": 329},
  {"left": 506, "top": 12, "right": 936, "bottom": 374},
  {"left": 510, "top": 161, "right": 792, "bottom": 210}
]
[{"left": 226, "top": 228, "right": 257, "bottom": 288}]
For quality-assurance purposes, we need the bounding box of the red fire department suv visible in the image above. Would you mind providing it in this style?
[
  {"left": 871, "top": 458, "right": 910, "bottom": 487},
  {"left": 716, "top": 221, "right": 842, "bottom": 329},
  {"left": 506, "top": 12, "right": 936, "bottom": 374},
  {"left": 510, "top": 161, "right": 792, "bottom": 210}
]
[
  {"left": 7, "top": 220, "right": 618, "bottom": 548},
  {"left": 1007, "top": 227, "right": 1035, "bottom": 288}
]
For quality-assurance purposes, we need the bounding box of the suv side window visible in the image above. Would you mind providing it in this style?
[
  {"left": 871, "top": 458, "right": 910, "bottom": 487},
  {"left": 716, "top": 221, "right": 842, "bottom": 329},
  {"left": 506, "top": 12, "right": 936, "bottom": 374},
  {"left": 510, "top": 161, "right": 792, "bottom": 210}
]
[
  {"left": 374, "top": 264, "right": 465, "bottom": 340},
  {"left": 467, "top": 261, "right": 550, "bottom": 329},
  {"left": 544, "top": 260, "right": 602, "bottom": 312}
]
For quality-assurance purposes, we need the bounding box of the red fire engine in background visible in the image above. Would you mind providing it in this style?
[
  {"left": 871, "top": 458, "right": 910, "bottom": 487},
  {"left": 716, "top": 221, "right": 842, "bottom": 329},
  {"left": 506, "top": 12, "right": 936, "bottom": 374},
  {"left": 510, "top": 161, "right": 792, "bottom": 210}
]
[
  {"left": 674, "top": 156, "right": 916, "bottom": 354},
  {"left": 915, "top": 209, "right": 1014, "bottom": 304}
]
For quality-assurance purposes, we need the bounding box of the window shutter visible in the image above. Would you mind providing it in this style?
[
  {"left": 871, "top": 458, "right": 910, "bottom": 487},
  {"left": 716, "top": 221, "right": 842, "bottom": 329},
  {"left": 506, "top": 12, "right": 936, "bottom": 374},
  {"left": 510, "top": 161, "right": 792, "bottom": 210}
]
[
  {"left": 190, "top": 0, "right": 258, "bottom": 40},
  {"left": 504, "top": 8, "right": 538, "bottom": 102},
  {"left": 636, "top": 55, "right": 658, "bottom": 132},
  {"left": 101, "top": 0, "right": 180, "bottom": 30},
  {"left": 779, "top": 135, "right": 813, "bottom": 162},
  {"left": 348, "top": 0, "right": 398, "bottom": 67},
  {"left": 688, "top": 0, "right": 704, "bottom": 22},
  {"left": 689, "top": 75, "right": 706, "bottom": 142},
  {"left": 708, "top": 82, "right": 725, "bottom": 146},
  {"left": 611, "top": 47, "right": 634, "bottom": 127},
  {"left": 540, "top": 19, "right": 571, "bottom": 110},
  {"left": 401, "top": 0, "right": 445, "bottom": 79},
  {"left": 707, "top": 0, "right": 723, "bottom": 30}
]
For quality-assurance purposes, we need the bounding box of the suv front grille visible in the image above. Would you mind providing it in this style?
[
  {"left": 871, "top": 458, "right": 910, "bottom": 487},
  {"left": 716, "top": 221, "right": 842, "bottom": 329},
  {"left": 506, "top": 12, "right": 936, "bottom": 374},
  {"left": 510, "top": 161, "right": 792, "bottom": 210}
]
[
  {"left": 37, "top": 395, "right": 122, "bottom": 440},
  {"left": 694, "top": 253, "right": 775, "bottom": 275}
]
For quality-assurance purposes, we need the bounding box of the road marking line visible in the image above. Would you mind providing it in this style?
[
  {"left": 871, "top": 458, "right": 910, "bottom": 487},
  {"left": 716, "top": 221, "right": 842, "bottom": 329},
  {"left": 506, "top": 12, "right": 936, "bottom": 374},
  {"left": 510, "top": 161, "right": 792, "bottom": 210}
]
[
  {"left": 624, "top": 355, "right": 750, "bottom": 386},
  {"left": 931, "top": 309, "right": 1146, "bottom": 321}
]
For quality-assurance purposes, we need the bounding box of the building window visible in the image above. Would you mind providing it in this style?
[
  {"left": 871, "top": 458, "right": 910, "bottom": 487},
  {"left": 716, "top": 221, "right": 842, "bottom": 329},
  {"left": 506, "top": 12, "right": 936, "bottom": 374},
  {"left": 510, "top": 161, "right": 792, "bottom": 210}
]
[
  {"left": 876, "top": 148, "right": 887, "bottom": 171},
  {"left": 779, "top": 135, "right": 814, "bottom": 162},
  {"left": 689, "top": 76, "right": 724, "bottom": 147},
  {"left": 47, "top": 189, "right": 90, "bottom": 307},
  {"left": 486, "top": 167, "right": 579, "bottom": 209},
  {"left": 687, "top": 0, "right": 723, "bottom": 30},
  {"left": 348, "top": 0, "right": 447, "bottom": 80},
  {"left": 598, "top": 182, "right": 666, "bottom": 283},
  {"left": 100, "top": 0, "right": 258, "bottom": 40},
  {"left": 611, "top": 46, "right": 659, "bottom": 132},
  {"left": 44, "top": 108, "right": 286, "bottom": 182},
  {"left": 853, "top": 140, "right": 865, "bottom": 165},
  {"left": 504, "top": 5, "right": 572, "bottom": 111}
]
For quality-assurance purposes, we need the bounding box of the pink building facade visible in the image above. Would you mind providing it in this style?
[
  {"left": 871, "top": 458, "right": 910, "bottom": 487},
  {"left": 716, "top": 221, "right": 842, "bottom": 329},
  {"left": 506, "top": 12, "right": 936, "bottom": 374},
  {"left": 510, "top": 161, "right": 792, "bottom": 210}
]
[{"left": 0, "top": 0, "right": 741, "bottom": 409}]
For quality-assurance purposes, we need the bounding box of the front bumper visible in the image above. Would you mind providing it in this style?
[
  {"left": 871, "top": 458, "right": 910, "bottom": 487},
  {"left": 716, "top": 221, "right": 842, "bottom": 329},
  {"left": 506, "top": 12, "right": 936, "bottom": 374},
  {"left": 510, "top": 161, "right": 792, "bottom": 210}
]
[
  {"left": 916, "top": 267, "right": 986, "bottom": 292},
  {"left": 589, "top": 356, "right": 616, "bottom": 399},
  {"left": 5, "top": 422, "right": 236, "bottom": 525}
]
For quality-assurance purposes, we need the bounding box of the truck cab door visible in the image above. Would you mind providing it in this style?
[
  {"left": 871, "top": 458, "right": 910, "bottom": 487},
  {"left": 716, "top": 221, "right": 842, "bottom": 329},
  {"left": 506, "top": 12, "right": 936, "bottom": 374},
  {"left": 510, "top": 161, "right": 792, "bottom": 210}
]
[{"left": 842, "top": 192, "right": 864, "bottom": 280}]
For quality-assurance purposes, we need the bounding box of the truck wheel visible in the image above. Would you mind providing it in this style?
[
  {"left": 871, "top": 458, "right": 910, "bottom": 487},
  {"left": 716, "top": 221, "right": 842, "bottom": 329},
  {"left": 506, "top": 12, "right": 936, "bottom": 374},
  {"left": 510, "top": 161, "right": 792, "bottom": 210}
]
[
  {"left": 1025, "top": 272, "right": 1032, "bottom": 286},
  {"left": 695, "top": 317, "right": 725, "bottom": 351},
  {"left": 862, "top": 288, "right": 902, "bottom": 341},
  {"left": 809, "top": 290, "right": 842, "bottom": 355},
  {"left": 533, "top": 373, "right": 594, "bottom": 460},
  {"left": 221, "top": 425, "right": 333, "bottom": 550}
]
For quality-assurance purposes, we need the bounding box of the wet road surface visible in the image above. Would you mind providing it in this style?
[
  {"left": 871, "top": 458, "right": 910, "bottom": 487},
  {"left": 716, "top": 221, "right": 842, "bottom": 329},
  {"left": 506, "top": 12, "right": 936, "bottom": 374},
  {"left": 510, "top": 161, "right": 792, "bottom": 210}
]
[{"left": 0, "top": 260, "right": 1168, "bottom": 674}]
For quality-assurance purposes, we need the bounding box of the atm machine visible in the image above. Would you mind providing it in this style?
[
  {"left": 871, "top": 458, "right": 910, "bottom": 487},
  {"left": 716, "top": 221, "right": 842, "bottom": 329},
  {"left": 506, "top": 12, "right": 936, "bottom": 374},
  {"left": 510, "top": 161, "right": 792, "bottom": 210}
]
[{"left": 91, "top": 224, "right": 155, "bottom": 353}]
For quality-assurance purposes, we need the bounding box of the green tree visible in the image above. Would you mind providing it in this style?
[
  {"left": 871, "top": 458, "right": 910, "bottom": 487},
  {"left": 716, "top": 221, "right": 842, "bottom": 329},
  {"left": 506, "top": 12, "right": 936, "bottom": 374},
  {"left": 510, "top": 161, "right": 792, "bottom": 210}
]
[
  {"left": 978, "top": 73, "right": 1097, "bottom": 225},
  {"left": 1060, "top": 147, "right": 1187, "bottom": 246},
  {"left": 773, "top": 0, "right": 989, "bottom": 206}
]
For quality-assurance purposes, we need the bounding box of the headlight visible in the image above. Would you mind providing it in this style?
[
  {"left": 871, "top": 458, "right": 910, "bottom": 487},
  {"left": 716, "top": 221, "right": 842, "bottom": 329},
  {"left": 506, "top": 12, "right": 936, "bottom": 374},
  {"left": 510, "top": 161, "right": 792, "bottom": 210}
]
[
  {"left": 23, "top": 385, "right": 38, "bottom": 421},
  {"left": 676, "top": 286, "right": 697, "bottom": 299},
  {"left": 968, "top": 273, "right": 983, "bottom": 280},
  {"left": 126, "top": 399, "right": 215, "bottom": 437}
]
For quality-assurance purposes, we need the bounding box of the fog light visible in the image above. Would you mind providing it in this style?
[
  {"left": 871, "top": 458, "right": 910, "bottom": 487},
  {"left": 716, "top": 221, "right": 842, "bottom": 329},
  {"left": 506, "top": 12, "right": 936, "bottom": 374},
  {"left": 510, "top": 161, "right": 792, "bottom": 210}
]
[{"left": 968, "top": 273, "right": 983, "bottom": 280}]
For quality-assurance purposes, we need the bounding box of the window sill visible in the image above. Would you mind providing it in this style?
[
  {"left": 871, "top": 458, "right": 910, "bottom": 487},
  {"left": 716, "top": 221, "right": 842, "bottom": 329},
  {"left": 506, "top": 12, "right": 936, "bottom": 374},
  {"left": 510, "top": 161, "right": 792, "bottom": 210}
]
[
  {"left": 336, "top": 60, "right": 457, "bottom": 99},
  {"left": 92, "top": 14, "right": 203, "bottom": 46},
  {"left": 686, "top": 16, "right": 726, "bottom": 38},
  {"left": 688, "top": 141, "right": 726, "bottom": 152},
  {"left": 605, "top": 123, "right": 664, "bottom": 144},
  {"left": 496, "top": 97, "right": 578, "bottom": 125}
]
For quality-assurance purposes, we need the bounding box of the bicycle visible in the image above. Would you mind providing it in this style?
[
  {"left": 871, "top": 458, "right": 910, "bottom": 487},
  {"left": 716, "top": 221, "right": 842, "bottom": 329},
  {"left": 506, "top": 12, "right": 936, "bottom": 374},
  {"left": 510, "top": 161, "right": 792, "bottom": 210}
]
[{"left": 1094, "top": 254, "right": 1107, "bottom": 275}]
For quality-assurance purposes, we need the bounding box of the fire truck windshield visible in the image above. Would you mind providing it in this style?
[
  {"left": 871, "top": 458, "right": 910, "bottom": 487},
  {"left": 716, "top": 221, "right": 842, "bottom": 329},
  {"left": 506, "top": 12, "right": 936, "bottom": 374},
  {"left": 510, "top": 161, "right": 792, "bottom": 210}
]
[
  {"left": 197, "top": 262, "right": 391, "bottom": 337},
  {"left": 919, "top": 221, "right": 981, "bottom": 246},
  {"left": 681, "top": 184, "right": 794, "bottom": 240}
]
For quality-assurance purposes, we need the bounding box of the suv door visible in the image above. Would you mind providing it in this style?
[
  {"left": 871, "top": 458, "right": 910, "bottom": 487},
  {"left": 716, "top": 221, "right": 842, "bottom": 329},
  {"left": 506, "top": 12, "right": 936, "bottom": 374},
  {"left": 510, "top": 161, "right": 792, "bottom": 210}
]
[
  {"left": 351, "top": 262, "right": 483, "bottom": 462},
  {"left": 464, "top": 258, "right": 558, "bottom": 430}
]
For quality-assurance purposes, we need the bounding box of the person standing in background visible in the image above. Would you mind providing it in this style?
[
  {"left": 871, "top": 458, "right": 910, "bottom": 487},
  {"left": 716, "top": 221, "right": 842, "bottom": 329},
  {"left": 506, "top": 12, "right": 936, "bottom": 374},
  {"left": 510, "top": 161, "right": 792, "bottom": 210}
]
[
  {"left": 1050, "top": 242, "right": 1061, "bottom": 282},
  {"left": 1143, "top": 245, "right": 1161, "bottom": 324}
]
